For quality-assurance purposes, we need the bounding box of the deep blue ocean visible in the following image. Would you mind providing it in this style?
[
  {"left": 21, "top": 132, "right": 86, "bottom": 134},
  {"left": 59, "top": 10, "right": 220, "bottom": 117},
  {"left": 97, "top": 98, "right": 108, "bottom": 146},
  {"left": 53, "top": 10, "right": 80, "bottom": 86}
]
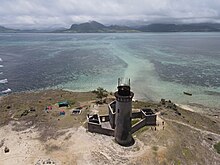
[{"left": 0, "top": 33, "right": 220, "bottom": 108}]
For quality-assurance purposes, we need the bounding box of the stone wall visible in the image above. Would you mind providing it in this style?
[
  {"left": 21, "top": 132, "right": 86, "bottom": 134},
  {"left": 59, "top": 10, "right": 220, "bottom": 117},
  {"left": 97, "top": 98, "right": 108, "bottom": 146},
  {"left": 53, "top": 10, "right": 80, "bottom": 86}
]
[
  {"left": 131, "top": 119, "right": 146, "bottom": 134},
  {"left": 87, "top": 122, "right": 114, "bottom": 136},
  {"left": 132, "top": 111, "right": 142, "bottom": 119},
  {"left": 87, "top": 102, "right": 157, "bottom": 137},
  {"left": 145, "top": 114, "right": 157, "bottom": 125},
  {"left": 131, "top": 111, "right": 157, "bottom": 133}
]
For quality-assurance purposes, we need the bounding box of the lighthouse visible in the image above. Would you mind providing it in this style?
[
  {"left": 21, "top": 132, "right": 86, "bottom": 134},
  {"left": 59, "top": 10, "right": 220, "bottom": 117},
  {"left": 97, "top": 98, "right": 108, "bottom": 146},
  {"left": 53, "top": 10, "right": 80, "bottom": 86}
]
[
  {"left": 87, "top": 78, "right": 157, "bottom": 146},
  {"left": 114, "top": 78, "right": 134, "bottom": 146}
]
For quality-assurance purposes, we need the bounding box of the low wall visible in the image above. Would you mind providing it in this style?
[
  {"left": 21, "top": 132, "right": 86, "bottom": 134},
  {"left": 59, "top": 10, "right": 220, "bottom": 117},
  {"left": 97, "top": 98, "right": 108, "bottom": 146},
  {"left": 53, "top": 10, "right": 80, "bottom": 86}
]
[
  {"left": 131, "top": 119, "right": 146, "bottom": 134},
  {"left": 88, "top": 122, "right": 114, "bottom": 136},
  {"left": 132, "top": 112, "right": 142, "bottom": 119},
  {"left": 131, "top": 114, "right": 157, "bottom": 134}
]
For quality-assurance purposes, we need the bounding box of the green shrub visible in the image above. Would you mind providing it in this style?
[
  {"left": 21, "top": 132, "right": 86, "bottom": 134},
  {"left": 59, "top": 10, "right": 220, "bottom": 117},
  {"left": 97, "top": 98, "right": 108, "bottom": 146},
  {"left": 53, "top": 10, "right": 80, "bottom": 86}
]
[{"left": 214, "top": 142, "right": 220, "bottom": 154}]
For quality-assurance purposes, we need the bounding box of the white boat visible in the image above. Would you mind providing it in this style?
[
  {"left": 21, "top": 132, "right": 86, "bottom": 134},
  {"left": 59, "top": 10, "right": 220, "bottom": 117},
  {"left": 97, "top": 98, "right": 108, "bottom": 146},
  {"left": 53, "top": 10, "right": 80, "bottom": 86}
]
[
  {"left": 0, "top": 65, "right": 3, "bottom": 67},
  {"left": 1, "top": 88, "right": 12, "bottom": 94},
  {"left": 0, "top": 58, "right": 2, "bottom": 62}
]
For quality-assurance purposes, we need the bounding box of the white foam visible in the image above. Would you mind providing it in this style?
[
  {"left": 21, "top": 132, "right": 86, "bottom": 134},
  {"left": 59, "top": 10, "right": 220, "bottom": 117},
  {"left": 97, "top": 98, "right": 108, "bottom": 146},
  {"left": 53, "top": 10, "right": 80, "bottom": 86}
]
[
  {"left": 1, "top": 88, "right": 12, "bottom": 94},
  {"left": 0, "top": 65, "right": 3, "bottom": 67},
  {"left": 0, "top": 79, "right": 8, "bottom": 83},
  {"left": 0, "top": 72, "right": 3, "bottom": 75},
  {"left": 0, "top": 58, "right": 2, "bottom": 62}
]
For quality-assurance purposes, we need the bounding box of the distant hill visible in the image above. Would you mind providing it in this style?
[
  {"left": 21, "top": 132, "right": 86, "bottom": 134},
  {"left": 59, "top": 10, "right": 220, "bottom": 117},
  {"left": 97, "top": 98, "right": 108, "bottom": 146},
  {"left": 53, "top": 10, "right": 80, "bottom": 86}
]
[
  {"left": 137, "top": 23, "right": 220, "bottom": 32},
  {"left": 58, "top": 21, "right": 138, "bottom": 33},
  {"left": 1, "top": 22, "right": 220, "bottom": 33},
  {"left": 0, "top": 26, "right": 66, "bottom": 33},
  {"left": 57, "top": 21, "right": 220, "bottom": 33},
  {"left": 0, "top": 26, "right": 19, "bottom": 33}
]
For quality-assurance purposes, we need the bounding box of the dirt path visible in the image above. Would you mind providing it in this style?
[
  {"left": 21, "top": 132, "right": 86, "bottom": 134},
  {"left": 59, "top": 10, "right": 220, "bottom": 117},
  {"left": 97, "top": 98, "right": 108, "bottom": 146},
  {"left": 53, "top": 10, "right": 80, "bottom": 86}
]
[{"left": 161, "top": 116, "right": 220, "bottom": 138}]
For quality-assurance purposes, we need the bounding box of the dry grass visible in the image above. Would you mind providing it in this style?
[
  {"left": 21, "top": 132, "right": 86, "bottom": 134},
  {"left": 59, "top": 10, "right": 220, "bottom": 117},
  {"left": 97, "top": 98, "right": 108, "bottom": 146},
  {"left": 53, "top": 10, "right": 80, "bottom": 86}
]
[
  {"left": 132, "top": 100, "right": 159, "bottom": 109},
  {"left": 0, "top": 89, "right": 96, "bottom": 141},
  {"left": 161, "top": 106, "right": 220, "bottom": 134}
]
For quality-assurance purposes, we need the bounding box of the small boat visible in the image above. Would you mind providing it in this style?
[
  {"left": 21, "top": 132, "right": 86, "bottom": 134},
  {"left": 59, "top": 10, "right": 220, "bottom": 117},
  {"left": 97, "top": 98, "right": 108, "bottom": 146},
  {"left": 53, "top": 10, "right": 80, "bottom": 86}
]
[
  {"left": 183, "top": 92, "right": 192, "bottom": 96},
  {"left": 2, "top": 88, "right": 12, "bottom": 94}
]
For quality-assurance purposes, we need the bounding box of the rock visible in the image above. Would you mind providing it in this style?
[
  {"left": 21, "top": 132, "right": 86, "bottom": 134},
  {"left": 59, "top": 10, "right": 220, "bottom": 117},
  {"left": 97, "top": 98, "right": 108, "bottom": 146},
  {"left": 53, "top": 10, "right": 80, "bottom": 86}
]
[
  {"left": 160, "top": 99, "right": 166, "bottom": 105},
  {"left": 21, "top": 110, "right": 29, "bottom": 117},
  {"left": 4, "top": 146, "right": 9, "bottom": 153},
  {"left": 208, "top": 137, "right": 213, "bottom": 141},
  {"left": 30, "top": 107, "right": 36, "bottom": 111}
]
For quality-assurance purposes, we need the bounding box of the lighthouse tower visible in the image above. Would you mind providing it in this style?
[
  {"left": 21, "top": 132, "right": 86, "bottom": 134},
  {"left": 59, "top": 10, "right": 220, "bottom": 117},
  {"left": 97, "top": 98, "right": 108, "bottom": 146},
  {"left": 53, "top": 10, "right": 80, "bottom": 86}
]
[{"left": 114, "top": 78, "right": 134, "bottom": 146}]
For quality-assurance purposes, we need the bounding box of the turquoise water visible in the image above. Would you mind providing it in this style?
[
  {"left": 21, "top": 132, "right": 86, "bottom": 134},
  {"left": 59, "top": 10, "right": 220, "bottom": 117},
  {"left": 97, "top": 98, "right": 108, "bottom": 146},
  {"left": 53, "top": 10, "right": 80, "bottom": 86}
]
[{"left": 0, "top": 33, "right": 220, "bottom": 108}]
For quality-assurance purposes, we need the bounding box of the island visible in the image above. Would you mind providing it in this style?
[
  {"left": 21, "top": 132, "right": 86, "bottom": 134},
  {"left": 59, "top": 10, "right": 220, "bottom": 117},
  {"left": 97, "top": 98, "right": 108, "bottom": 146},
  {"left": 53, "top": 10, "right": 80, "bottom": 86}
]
[{"left": 0, "top": 88, "right": 219, "bottom": 164}]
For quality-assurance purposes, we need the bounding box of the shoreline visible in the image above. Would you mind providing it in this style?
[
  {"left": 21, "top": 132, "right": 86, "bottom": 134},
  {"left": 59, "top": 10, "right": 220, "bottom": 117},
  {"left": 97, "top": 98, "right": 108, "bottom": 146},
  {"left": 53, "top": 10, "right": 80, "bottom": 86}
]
[{"left": 2, "top": 88, "right": 220, "bottom": 113}]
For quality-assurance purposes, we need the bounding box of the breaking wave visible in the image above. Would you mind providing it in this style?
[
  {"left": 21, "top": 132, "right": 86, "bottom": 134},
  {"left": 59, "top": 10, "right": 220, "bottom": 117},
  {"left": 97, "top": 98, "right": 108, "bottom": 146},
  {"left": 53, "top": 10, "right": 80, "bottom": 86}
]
[{"left": 0, "top": 79, "right": 8, "bottom": 83}]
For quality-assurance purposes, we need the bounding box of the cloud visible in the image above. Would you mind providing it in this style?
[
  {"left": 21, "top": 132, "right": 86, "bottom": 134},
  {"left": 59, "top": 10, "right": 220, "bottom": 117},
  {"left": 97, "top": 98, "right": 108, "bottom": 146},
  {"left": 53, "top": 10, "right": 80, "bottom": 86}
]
[{"left": 0, "top": 0, "right": 220, "bottom": 28}]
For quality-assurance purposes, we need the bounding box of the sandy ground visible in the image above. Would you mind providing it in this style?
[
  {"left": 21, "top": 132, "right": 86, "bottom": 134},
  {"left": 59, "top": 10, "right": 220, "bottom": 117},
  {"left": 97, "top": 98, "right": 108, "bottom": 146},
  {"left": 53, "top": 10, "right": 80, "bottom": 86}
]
[
  {"left": 0, "top": 122, "right": 162, "bottom": 165},
  {"left": 175, "top": 104, "right": 195, "bottom": 112},
  {"left": 0, "top": 109, "right": 220, "bottom": 165}
]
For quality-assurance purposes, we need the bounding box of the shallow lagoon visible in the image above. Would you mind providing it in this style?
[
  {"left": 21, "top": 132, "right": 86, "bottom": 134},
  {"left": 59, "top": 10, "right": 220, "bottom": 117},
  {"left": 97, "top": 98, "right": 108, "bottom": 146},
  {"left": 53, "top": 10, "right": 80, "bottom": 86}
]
[{"left": 0, "top": 33, "right": 220, "bottom": 108}]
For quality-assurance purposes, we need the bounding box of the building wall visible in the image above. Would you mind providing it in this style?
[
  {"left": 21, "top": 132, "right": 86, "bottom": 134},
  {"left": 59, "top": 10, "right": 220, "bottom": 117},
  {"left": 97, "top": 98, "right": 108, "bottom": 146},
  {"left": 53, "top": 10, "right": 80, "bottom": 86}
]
[
  {"left": 99, "top": 115, "right": 110, "bottom": 122},
  {"left": 145, "top": 114, "right": 157, "bottom": 125},
  {"left": 131, "top": 119, "right": 146, "bottom": 134},
  {"left": 132, "top": 111, "right": 142, "bottom": 119},
  {"left": 131, "top": 114, "right": 157, "bottom": 133},
  {"left": 88, "top": 122, "right": 114, "bottom": 136}
]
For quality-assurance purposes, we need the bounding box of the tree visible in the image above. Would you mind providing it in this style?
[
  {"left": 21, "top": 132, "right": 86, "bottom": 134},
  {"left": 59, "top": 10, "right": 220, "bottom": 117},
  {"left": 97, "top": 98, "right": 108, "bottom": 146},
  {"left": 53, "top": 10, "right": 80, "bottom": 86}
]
[{"left": 92, "top": 87, "right": 108, "bottom": 101}]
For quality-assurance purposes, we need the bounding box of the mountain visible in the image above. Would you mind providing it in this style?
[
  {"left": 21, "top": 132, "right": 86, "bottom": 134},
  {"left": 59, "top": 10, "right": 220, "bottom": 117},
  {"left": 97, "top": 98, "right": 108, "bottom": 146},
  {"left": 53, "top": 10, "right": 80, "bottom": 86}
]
[
  {"left": 58, "top": 21, "right": 138, "bottom": 33},
  {"left": 70, "top": 21, "right": 105, "bottom": 32},
  {"left": 57, "top": 21, "right": 220, "bottom": 33},
  {"left": 137, "top": 23, "right": 220, "bottom": 32},
  {"left": 1, "top": 22, "right": 220, "bottom": 33},
  {"left": 0, "top": 26, "right": 19, "bottom": 33},
  {"left": 0, "top": 26, "right": 66, "bottom": 33}
]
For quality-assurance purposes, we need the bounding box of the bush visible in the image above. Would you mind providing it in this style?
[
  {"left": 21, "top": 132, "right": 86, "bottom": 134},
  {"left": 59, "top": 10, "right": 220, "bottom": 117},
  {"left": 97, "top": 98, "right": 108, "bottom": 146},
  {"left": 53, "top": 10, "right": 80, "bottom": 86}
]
[
  {"left": 214, "top": 142, "right": 220, "bottom": 154},
  {"left": 93, "top": 87, "right": 108, "bottom": 101}
]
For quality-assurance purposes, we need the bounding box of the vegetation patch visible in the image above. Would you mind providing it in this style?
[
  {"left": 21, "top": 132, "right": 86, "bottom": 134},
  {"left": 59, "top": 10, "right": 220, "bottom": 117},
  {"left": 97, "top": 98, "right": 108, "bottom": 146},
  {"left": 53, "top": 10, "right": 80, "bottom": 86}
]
[
  {"left": 132, "top": 101, "right": 158, "bottom": 109},
  {"left": 0, "top": 139, "right": 5, "bottom": 148},
  {"left": 182, "top": 147, "right": 193, "bottom": 158},
  {"left": 131, "top": 119, "right": 140, "bottom": 126},
  {"left": 174, "top": 160, "right": 181, "bottom": 165},
  {"left": 152, "top": 145, "right": 158, "bottom": 156},
  {"left": 152, "top": 145, "right": 159, "bottom": 151},
  {"left": 45, "top": 144, "right": 61, "bottom": 153},
  {"left": 68, "top": 99, "right": 76, "bottom": 106},
  {"left": 134, "top": 126, "right": 149, "bottom": 136},
  {"left": 214, "top": 142, "right": 220, "bottom": 154},
  {"left": 92, "top": 87, "right": 108, "bottom": 101}
]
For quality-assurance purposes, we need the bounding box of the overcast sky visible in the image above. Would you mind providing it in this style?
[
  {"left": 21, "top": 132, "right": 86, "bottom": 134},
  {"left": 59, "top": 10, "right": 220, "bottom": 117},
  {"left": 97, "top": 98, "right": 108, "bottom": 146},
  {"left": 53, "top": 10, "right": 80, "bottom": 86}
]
[{"left": 1, "top": 0, "right": 220, "bottom": 29}]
